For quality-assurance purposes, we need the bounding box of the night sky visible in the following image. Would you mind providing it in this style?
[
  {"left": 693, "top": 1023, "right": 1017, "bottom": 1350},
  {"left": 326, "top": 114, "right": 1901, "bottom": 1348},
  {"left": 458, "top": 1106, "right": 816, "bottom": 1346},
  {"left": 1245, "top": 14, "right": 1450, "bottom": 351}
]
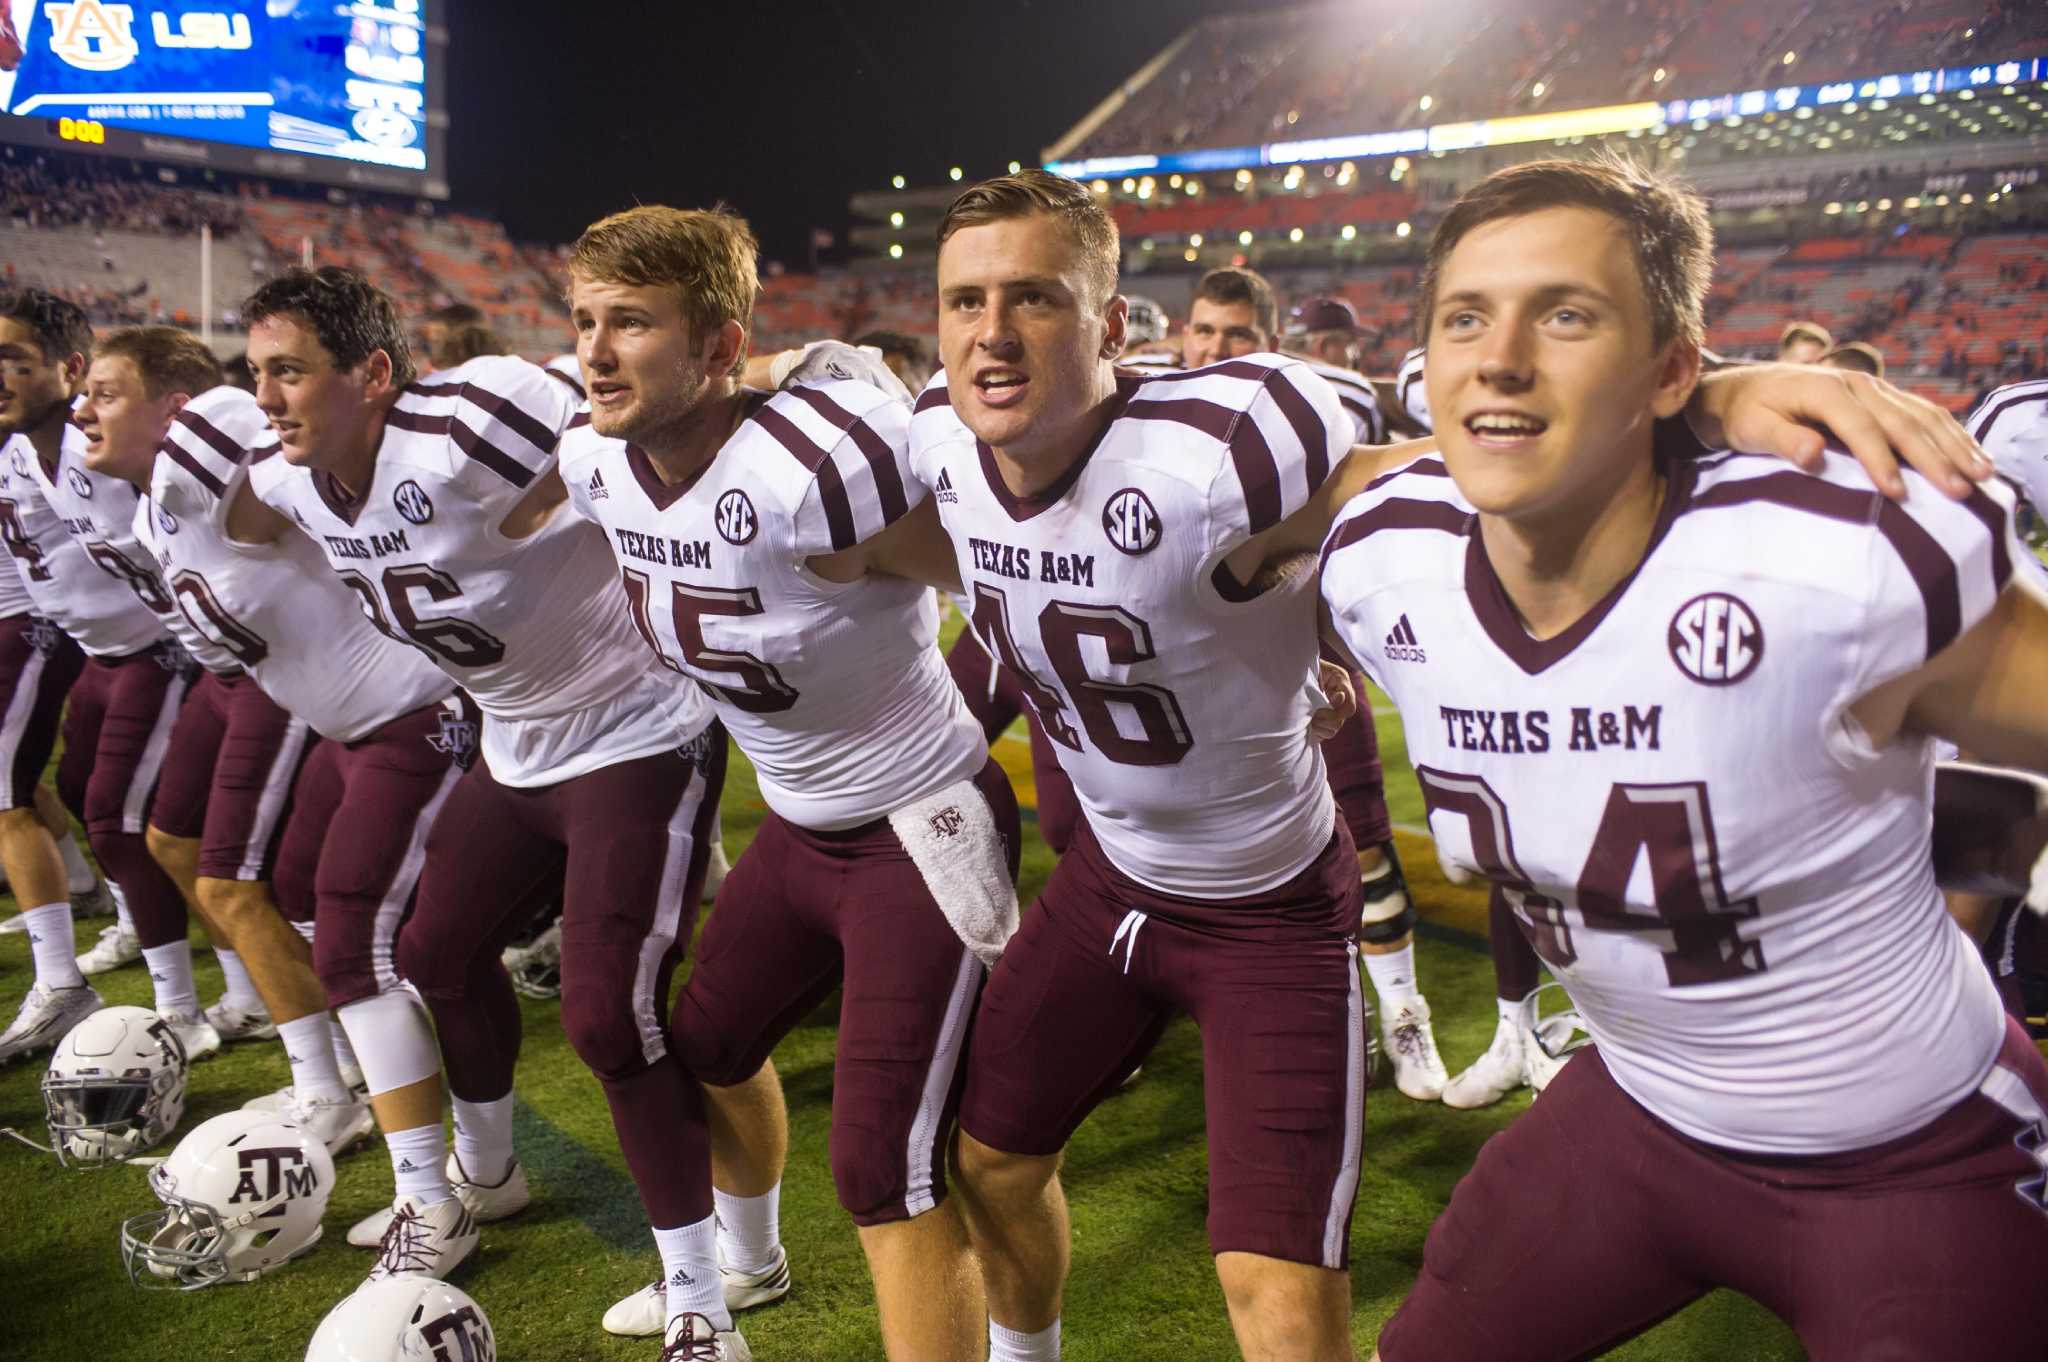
[{"left": 441, "top": 0, "right": 1253, "bottom": 263}]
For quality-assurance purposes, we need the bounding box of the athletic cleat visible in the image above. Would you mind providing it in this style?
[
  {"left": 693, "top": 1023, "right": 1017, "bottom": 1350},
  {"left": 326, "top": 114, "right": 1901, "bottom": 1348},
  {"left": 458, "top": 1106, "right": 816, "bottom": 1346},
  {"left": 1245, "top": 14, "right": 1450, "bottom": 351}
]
[
  {"left": 502, "top": 921, "right": 561, "bottom": 1000},
  {"left": 1441, "top": 1014, "right": 1528, "bottom": 1110},
  {"left": 349, "top": 1153, "right": 531, "bottom": 1247},
  {"left": 76, "top": 922, "right": 141, "bottom": 976},
  {"left": 286, "top": 1089, "right": 376, "bottom": 1156},
  {"left": 1381, "top": 996, "right": 1449, "bottom": 1101},
  {"left": 702, "top": 838, "right": 731, "bottom": 904},
  {"left": 202, "top": 997, "right": 278, "bottom": 1043},
  {"left": 365, "top": 1194, "right": 479, "bottom": 1282},
  {"left": 660, "top": 1312, "right": 752, "bottom": 1361},
  {"left": 0, "top": 981, "right": 101, "bottom": 1064},
  {"left": 602, "top": 1245, "right": 792, "bottom": 1336},
  {"left": 70, "top": 879, "right": 114, "bottom": 918},
  {"left": 159, "top": 1010, "right": 222, "bottom": 1063}
]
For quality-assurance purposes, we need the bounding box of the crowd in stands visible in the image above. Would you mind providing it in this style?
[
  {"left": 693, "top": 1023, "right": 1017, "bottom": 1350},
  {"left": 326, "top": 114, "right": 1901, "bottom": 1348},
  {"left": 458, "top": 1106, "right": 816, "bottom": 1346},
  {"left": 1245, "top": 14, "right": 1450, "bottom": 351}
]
[
  {"left": 1, "top": 154, "right": 241, "bottom": 237},
  {"left": 1065, "top": 0, "right": 2046, "bottom": 160}
]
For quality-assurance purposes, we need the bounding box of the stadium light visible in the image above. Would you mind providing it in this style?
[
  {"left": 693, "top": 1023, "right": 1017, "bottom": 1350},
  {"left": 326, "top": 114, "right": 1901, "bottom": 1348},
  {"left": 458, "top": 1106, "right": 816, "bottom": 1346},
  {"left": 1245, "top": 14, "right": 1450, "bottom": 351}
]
[
  {"left": 1169, "top": 174, "right": 1183, "bottom": 188},
  {"left": 1396, "top": 221, "right": 1412, "bottom": 238},
  {"left": 1960, "top": 194, "right": 1974, "bottom": 204},
  {"left": 889, "top": 243, "right": 904, "bottom": 258},
  {"left": 1184, "top": 248, "right": 1199, "bottom": 262},
  {"left": 890, "top": 211, "right": 905, "bottom": 227},
  {"left": 1289, "top": 227, "right": 1305, "bottom": 242},
  {"left": 1419, "top": 94, "right": 1434, "bottom": 112},
  {"left": 1653, "top": 67, "right": 1666, "bottom": 83},
  {"left": 1782, "top": 51, "right": 1795, "bottom": 65},
  {"left": 1532, "top": 82, "right": 1546, "bottom": 98},
  {"left": 1189, "top": 233, "right": 1204, "bottom": 246},
  {"left": 1876, "top": 198, "right": 1891, "bottom": 210},
  {"left": 1287, "top": 110, "right": 1300, "bottom": 124},
  {"left": 949, "top": 166, "right": 964, "bottom": 181},
  {"left": 1122, "top": 177, "right": 1137, "bottom": 192},
  {"left": 1092, "top": 179, "right": 1109, "bottom": 193},
  {"left": 1341, "top": 224, "right": 1357, "bottom": 240},
  {"left": 1825, "top": 202, "right": 1842, "bottom": 214},
  {"left": 892, "top": 175, "right": 906, "bottom": 189},
  {"left": 1008, "top": 160, "right": 1022, "bottom": 174},
  {"left": 1238, "top": 230, "right": 1254, "bottom": 245}
]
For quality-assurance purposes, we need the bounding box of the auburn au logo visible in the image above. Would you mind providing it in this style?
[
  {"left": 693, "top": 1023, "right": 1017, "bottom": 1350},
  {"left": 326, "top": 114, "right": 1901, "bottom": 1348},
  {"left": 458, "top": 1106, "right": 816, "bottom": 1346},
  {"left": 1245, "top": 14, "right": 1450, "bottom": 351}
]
[{"left": 44, "top": 1, "right": 140, "bottom": 72}]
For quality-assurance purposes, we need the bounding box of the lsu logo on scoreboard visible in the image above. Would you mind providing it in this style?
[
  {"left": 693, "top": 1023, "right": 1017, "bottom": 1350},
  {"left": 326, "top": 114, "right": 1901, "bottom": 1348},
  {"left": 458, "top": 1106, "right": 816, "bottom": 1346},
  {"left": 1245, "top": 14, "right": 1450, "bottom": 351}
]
[{"left": 42, "top": 1, "right": 139, "bottom": 72}]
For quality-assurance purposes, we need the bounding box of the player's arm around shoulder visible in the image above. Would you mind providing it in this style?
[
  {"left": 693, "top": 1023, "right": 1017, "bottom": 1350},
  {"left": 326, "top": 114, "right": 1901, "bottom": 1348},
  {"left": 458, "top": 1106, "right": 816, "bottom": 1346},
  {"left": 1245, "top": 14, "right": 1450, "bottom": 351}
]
[
  {"left": 436, "top": 355, "right": 578, "bottom": 540},
  {"left": 1847, "top": 473, "right": 2048, "bottom": 771},
  {"left": 772, "top": 379, "right": 955, "bottom": 588}
]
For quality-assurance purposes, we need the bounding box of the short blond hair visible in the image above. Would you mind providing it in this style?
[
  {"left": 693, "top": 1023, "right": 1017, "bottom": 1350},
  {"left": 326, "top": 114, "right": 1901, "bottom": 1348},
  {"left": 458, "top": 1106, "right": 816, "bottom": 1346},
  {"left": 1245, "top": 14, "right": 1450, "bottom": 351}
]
[
  {"left": 568, "top": 205, "right": 759, "bottom": 379},
  {"left": 92, "top": 325, "right": 222, "bottom": 398},
  {"left": 937, "top": 170, "right": 1120, "bottom": 305}
]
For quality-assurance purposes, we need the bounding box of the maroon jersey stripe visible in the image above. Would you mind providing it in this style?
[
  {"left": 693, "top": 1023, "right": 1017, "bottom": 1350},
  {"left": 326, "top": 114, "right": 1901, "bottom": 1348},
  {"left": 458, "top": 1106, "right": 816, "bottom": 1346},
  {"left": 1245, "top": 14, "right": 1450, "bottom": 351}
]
[
  {"left": 1321, "top": 497, "right": 1471, "bottom": 573},
  {"left": 1968, "top": 380, "right": 2048, "bottom": 443},
  {"left": 385, "top": 409, "right": 537, "bottom": 489},
  {"left": 1264, "top": 368, "right": 1333, "bottom": 490},
  {"left": 543, "top": 366, "right": 586, "bottom": 400},
  {"left": 784, "top": 386, "right": 911, "bottom": 526},
  {"left": 160, "top": 438, "right": 225, "bottom": 498},
  {"left": 1364, "top": 456, "right": 1450, "bottom": 495},
  {"left": 1227, "top": 411, "right": 1282, "bottom": 532},
  {"left": 1688, "top": 472, "right": 1974, "bottom": 659},
  {"left": 914, "top": 384, "right": 951, "bottom": 413},
  {"left": 751, "top": 403, "right": 858, "bottom": 548},
  {"left": 405, "top": 379, "right": 560, "bottom": 460},
  {"left": 172, "top": 408, "right": 250, "bottom": 471}
]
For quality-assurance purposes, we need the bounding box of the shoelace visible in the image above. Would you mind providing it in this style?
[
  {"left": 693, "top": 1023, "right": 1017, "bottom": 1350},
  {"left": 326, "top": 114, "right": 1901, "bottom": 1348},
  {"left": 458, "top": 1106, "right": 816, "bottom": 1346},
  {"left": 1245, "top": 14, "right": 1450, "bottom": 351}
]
[
  {"left": 1392, "top": 1017, "right": 1430, "bottom": 1059},
  {"left": 375, "top": 1203, "right": 438, "bottom": 1276},
  {"left": 659, "top": 1313, "right": 724, "bottom": 1361}
]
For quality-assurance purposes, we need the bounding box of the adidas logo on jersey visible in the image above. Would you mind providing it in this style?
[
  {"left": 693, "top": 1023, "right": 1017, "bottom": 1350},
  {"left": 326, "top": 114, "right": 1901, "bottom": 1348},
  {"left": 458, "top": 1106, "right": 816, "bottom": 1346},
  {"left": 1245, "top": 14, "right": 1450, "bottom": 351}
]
[
  {"left": 1384, "top": 614, "right": 1426, "bottom": 663},
  {"left": 935, "top": 467, "right": 958, "bottom": 504},
  {"left": 588, "top": 467, "right": 609, "bottom": 501}
]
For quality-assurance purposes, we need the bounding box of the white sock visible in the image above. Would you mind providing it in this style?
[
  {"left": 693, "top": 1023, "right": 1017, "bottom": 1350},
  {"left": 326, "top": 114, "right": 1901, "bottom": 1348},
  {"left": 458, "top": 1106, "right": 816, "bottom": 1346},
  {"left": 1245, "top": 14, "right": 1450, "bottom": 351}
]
[
  {"left": 141, "top": 940, "right": 200, "bottom": 1017},
  {"left": 653, "top": 1215, "right": 729, "bottom": 1331},
  {"left": 109, "top": 882, "right": 134, "bottom": 936},
  {"left": 21, "top": 902, "right": 83, "bottom": 989},
  {"left": 990, "top": 1317, "right": 1061, "bottom": 1362},
  {"left": 57, "top": 833, "right": 95, "bottom": 894},
  {"left": 1363, "top": 943, "right": 1420, "bottom": 1009},
  {"left": 714, "top": 1184, "right": 782, "bottom": 1274},
  {"left": 330, "top": 1016, "right": 360, "bottom": 1078},
  {"left": 277, "top": 1012, "right": 349, "bottom": 1103},
  {"left": 213, "top": 948, "right": 265, "bottom": 1013},
  {"left": 385, "top": 1122, "right": 453, "bottom": 1205},
  {"left": 451, "top": 1092, "right": 516, "bottom": 1184},
  {"left": 1496, "top": 995, "right": 1525, "bottom": 1027},
  {"left": 334, "top": 988, "right": 439, "bottom": 1096}
]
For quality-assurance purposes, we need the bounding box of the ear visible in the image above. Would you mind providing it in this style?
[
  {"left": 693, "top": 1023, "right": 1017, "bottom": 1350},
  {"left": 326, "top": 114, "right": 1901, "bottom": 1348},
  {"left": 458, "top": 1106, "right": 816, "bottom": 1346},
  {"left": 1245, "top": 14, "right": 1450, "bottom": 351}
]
[
  {"left": 165, "top": 391, "right": 193, "bottom": 417},
  {"left": 1101, "top": 295, "right": 1129, "bottom": 360},
  {"left": 1649, "top": 339, "right": 1702, "bottom": 420},
  {"left": 60, "top": 351, "right": 88, "bottom": 389},
  {"left": 705, "top": 319, "right": 747, "bottom": 379},
  {"left": 358, "top": 348, "right": 396, "bottom": 400}
]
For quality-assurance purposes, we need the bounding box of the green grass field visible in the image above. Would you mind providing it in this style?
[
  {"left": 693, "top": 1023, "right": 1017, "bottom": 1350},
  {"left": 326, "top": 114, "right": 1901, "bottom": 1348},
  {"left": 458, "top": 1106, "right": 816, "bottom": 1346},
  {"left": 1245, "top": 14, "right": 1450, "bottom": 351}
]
[{"left": 0, "top": 667, "right": 1810, "bottom": 1361}]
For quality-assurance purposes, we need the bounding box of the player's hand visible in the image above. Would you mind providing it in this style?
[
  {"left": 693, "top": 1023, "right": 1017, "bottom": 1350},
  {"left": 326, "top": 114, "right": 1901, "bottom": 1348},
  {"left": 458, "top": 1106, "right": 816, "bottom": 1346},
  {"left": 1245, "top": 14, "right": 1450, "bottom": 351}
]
[
  {"left": 1688, "top": 364, "right": 1992, "bottom": 500},
  {"left": 772, "top": 340, "right": 913, "bottom": 405},
  {"left": 1308, "top": 659, "right": 1356, "bottom": 741}
]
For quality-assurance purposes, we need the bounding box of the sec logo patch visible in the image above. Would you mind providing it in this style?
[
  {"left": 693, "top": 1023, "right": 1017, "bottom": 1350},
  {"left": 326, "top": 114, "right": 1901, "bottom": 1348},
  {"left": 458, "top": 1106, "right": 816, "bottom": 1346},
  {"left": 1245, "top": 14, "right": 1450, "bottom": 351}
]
[
  {"left": 393, "top": 480, "right": 434, "bottom": 525},
  {"left": 1668, "top": 593, "right": 1762, "bottom": 686},
  {"left": 66, "top": 468, "right": 92, "bottom": 498},
  {"left": 1102, "top": 487, "right": 1160, "bottom": 555},
  {"left": 716, "top": 489, "right": 757, "bottom": 545}
]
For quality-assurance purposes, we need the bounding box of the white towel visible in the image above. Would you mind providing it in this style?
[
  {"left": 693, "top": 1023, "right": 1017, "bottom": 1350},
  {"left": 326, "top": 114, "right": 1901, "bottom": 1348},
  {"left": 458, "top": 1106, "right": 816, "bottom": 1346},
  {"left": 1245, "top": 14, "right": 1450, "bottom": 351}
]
[{"left": 889, "top": 779, "right": 1019, "bottom": 969}]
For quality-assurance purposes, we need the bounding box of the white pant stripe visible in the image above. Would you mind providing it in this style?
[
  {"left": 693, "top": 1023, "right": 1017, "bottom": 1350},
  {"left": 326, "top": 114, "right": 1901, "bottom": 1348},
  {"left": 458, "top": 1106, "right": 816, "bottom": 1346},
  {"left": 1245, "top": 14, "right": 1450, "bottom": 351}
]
[
  {"left": 370, "top": 762, "right": 462, "bottom": 993},
  {"left": 631, "top": 762, "right": 705, "bottom": 1067},
  {"left": 234, "top": 718, "right": 313, "bottom": 881},
  {"left": 120, "top": 667, "right": 192, "bottom": 834},
  {"left": 904, "top": 944, "right": 981, "bottom": 1218},
  {"left": 0, "top": 640, "right": 48, "bottom": 811},
  {"left": 1323, "top": 941, "right": 1367, "bottom": 1269}
]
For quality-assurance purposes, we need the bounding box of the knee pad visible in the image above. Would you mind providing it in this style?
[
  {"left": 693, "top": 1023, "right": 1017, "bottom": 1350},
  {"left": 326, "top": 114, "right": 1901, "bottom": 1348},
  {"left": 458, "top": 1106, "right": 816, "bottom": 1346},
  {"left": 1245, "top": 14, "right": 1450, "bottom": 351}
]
[
  {"left": 562, "top": 988, "right": 656, "bottom": 1082},
  {"left": 1358, "top": 841, "right": 1416, "bottom": 945}
]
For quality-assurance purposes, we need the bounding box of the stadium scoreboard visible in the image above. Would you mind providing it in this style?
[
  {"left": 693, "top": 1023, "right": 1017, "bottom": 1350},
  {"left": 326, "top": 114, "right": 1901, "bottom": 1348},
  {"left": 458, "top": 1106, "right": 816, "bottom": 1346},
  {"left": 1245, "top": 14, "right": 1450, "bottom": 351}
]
[{"left": 0, "top": 0, "right": 447, "bottom": 198}]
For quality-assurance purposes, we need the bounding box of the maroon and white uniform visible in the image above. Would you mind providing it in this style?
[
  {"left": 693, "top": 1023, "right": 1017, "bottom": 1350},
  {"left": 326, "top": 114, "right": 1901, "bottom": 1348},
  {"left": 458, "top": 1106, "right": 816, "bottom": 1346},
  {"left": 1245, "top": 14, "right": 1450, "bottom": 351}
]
[
  {"left": 1969, "top": 379, "right": 2048, "bottom": 576},
  {"left": 561, "top": 379, "right": 1016, "bottom": 1224},
  {"left": 139, "top": 384, "right": 459, "bottom": 894},
  {"left": 1299, "top": 355, "right": 1385, "bottom": 446},
  {"left": 1394, "top": 345, "right": 1430, "bottom": 434},
  {"left": 1, "top": 423, "right": 188, "bottom": 947},
  {"left": 253, "top": 354, "right": 722, "bottom": 1232},
  {"left": 0, "top": 439, "right": 83, "bottom": 812},
  {"left": 1322, "top": 451, "right": 2048, "bottom": 1358},
  {"left": 916, "top": 357, "right": 1371, "bottom": 1269}
]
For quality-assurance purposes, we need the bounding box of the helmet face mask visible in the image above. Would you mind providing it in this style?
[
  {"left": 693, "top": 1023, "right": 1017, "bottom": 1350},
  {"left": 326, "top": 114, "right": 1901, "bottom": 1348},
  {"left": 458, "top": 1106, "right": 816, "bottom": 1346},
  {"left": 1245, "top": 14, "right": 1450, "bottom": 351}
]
[
  {"left": 41, "top": 1006, "right": 188, "bottom": 1167},
  {"left": 120, "top": 1185, "right": 236, "bottom": 1289},
  {"left": 1517, "top": 980, "right": 1592, "bottom": 1093}
]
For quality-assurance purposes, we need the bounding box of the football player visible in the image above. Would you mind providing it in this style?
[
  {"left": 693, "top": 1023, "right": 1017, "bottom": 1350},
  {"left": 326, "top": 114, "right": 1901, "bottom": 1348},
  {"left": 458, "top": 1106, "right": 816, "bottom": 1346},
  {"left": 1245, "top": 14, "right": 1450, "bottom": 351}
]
[
  {"left": 561, "top": 204, "right": 1015, "bottom": 1361},
  {"left": 240, "top": 268, "right": 779, "bottom": 1329},
  {"left": 1175, "top": 265, "right": 1448, "bottom": 1099},
  {"left": 1318, "top": 154, "right": 2048, "bottom": 1362},
  {"left": 0, "top": 290, "right": 210, "bottom": 1062}
]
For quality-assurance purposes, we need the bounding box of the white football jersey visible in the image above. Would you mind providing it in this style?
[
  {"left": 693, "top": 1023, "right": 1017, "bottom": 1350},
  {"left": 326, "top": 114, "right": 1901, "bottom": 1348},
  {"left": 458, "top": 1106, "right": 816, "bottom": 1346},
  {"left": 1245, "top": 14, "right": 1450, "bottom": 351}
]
[
  {"left": 0, "top": 425, "right": 166, "bottom": 658},
  {"left": 248, "top": 355, "right": 710, "bottom": 786},
  {"left": 542, "top": 353, "right": 585, "bottom": 401},
  {"left": 140, "top": 386, "right": 455, "bottom": 741},
  {"left": 911, "top": 356, "right": 1349, "bottom": 898},
  {"left": 561, "top": 380, "right": 984, "bottom": 831},
  {"left": 1394, "top": 346, "right": 1430, "bottom": 433},
  {"left": 1321, "top": 450, "right": 2023, "bottom": 1154},
  {"left": 1299, "top": 356, "right": 1385, "bottom": 446},
  {"left": 0, "top": 521, "right": 30, "bottom": 620},
  {"left": 1968, "top": 379, "right": 2048, "bottom": 560}
]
